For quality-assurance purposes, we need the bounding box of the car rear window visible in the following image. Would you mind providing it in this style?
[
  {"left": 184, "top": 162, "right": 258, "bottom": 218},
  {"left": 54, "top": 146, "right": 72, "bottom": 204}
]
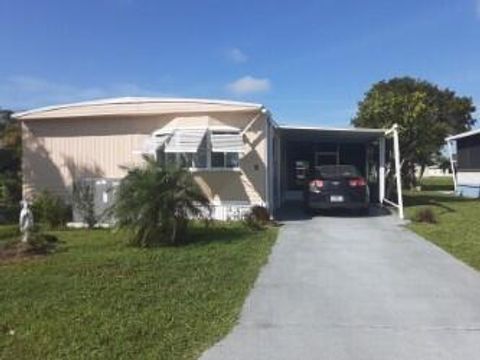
[{"left": 315, "top": 165, "right": 360, "bottom": 179}]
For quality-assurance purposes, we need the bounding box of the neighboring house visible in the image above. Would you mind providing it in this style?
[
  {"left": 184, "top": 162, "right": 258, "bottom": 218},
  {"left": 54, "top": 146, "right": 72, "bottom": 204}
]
[
  {"left": 13, "top": 97, "right": 403, "bottom": 221},
  {"left": 446, "top": 129, "right": 480, "bottom": 198}
]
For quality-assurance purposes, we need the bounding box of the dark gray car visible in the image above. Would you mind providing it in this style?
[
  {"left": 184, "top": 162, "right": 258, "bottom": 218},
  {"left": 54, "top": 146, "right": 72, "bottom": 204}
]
[{"left": 304, "top": 165, "right": 369, "bottom": 214}]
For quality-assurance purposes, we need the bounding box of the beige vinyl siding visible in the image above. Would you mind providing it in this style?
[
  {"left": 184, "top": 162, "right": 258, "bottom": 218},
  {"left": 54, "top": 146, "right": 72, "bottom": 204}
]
[{"left": 21, "top": 111, "right": 267, "bottom": 206}]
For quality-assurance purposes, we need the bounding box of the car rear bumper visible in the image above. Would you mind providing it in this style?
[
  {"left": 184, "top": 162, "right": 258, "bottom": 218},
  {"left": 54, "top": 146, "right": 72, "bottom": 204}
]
[
  {"left": 307, "top": 200, "right": 369, "bottom": 210},
  {"left": 305, "top": 189, "right": 369, "bottom": 210}
]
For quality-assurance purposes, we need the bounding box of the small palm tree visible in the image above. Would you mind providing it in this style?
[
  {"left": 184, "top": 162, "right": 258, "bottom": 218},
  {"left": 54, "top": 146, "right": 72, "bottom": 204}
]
[{"left": 110, "top": 156, "right": 210, "bottom": 246}]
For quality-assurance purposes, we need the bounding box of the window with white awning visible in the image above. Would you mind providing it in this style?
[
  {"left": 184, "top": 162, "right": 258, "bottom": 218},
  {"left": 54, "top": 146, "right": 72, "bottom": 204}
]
[
  {"left": 210, "top": 132, "right": 244, "bottom": 153},
  {"left": 147, "top": 128, "right": 243, "bottom": 170},
  {"left": 164, "top": 129, "right": 207, "bottom": 153},
  {"left": 210, "top": 132, "right": 243, "bottom": 168},
  {"left": 134, "top": 113, "right": 245, "bottom": 170}
]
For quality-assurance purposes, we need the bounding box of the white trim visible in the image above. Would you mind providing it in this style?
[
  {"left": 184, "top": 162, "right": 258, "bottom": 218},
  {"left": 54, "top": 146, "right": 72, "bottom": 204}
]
[
  {"left": 265, "top": 117, "right": 270, "bottom": 213},
  {"left": 189, "top": 167, "right": 241, "bottom": 173},
  {"left": 382, "top": 124, "right": 404, "bottom": 219},
  {"left": 392, "top": 125, "right": 404, "bottom": 219},
  {"left": 13, "top": 96, "right": 264, "bottom": 119},
  {"left": 446, "top": 128, "right": 480, "bottom": 141},
  {"left": 446, "top": 140, "right": 457, "bottom": 191},
  {"left": 154, "top": 125, "right": 239, "bottom": 135},
  {"left": 379, "top": 137, "right": 386, "bottom": 203},
  {"left": 277, "top": 124, "right": 386, "bottom": 134}
]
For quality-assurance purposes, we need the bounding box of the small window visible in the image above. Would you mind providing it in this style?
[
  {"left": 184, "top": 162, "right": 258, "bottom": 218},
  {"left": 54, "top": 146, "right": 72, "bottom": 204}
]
[
  {"left": 226, "top": 153, "right": 239, "bottom": 168},
  {"left": 156, "top": 147, "right": 165, "bottom": 166},
  {"left": 193, "top": 135, "right": 208, "bottom": 168},
  {"left": 166, "top": 153, "right": 194, "bottom": 168},
  {"left": 211, "top": 152, "right": 225, "bottom": 168},
  {"left": 211, "top": 152, "right": 240, "bottom": 168}
]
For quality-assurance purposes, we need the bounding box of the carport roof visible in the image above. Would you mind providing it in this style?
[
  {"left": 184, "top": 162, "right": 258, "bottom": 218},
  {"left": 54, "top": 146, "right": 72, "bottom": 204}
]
[{"left": 278, "top": 125, "right": 385, "bottom": 143}]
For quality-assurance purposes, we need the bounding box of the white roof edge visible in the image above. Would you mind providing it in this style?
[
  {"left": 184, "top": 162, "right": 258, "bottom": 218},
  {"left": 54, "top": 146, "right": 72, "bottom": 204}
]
[
  {"left": 446, "top": 128, "right": 480, "bottom": 141},
  {"left": 277, "top": 124, "right": 386, "bottom": 133},
  {"left": 12, "top": 96, "right": 264, "bottom": 119}
]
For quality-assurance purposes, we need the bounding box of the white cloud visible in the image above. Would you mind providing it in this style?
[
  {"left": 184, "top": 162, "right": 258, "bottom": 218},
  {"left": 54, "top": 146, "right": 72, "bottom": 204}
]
[
  {"left": 226, "top": 48, "right": 248, "bottom": 63},
  {"left": 226, "top": 75, "right": 271, "bottom": 95},
  {"left": 0, "top": 75, "right": 168, "bottom": 111}
]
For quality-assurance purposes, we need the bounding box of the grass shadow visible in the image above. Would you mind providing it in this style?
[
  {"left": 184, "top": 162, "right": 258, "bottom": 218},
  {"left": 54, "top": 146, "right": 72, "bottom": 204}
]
[{"left": 403, "top": 191, "right": 475, "bottom": 215}]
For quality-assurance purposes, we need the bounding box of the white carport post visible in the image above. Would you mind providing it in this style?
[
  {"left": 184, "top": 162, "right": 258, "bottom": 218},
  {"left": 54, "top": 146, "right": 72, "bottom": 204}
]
[
  {"left": 446, "top": 139, "right": 457, "bottom": 192},
  {"left": 392, "top": 125, "right": 404, "bottom": 219},
  {"left": 382, "top": 124, "right": 404, "bottom": 220},
  {"left": 379, "top": 137, "right": 386, "bottom": 203}
]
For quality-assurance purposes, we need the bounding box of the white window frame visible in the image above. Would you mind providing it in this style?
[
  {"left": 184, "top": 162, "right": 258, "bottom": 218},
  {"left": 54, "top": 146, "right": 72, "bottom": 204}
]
[
  {"left": 158, "top": 130, "right": 243, "bottom": 172},
  {"left": 210, "top": 151, "right": 240, "bottom": 170}
]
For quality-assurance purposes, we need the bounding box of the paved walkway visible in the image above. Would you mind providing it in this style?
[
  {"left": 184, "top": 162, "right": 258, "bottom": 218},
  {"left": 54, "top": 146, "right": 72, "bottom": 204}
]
[{"left": 201, "top": 208, "right": 480, "bottom": 360}]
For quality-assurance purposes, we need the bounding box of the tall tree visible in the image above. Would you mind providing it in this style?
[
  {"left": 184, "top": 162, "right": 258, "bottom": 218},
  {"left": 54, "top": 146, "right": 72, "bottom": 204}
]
[{"left": 352, "top": 77, "right": 476, "bottom": 188}]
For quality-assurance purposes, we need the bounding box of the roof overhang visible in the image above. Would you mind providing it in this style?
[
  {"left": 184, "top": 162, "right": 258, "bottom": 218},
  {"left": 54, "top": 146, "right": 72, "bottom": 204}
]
[
  {"left": 13, "top": 97, "right": 265, "bottom": 120},
  {"left": 278, "top": 125, "right": 386, "bottom": 143}
]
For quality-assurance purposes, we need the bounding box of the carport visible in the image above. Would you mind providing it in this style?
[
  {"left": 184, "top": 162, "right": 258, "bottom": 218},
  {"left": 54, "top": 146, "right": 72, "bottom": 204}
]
[{"left": 272, "top": 124, "right": 404, "bottom": 218}]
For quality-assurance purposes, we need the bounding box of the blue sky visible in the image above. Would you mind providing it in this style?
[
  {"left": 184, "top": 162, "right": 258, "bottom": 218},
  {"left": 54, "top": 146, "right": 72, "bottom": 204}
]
[{"left": 1, "top": 0, "right": 479, "bottom": 126}]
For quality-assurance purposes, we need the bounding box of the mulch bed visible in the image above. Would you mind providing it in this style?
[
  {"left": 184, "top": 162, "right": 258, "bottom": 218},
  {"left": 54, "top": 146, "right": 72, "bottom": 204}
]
[{"left": 0, "top": 237, "right": 57, "bottom": 264}]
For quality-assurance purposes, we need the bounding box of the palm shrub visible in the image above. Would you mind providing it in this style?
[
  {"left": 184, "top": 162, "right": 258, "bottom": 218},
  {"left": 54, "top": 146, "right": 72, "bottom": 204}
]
[{"left": 110, "top": 156, "right": 210, "bottom": 246}]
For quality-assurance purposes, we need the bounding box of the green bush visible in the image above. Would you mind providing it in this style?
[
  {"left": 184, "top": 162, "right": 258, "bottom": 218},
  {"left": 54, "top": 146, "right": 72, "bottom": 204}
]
[
  {"left": 244, "top": 205, "right": 270, "bottom": 230},
  {"left": 31, "top": 190, "right": 71, "bottom": 229},
  {"left": 110, "top": 156, "right": 210, "bottom": 247},
  {"left": 0, "top": 224, "right": 19, "bottom": 240},
  {"left": 412, "top": 207, "right": 438, "bottom": 224}
]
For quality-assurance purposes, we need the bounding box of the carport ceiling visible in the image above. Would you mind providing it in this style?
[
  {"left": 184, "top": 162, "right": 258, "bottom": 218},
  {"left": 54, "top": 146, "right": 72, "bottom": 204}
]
[{"left": 278, "top": 125, "right": 385, "bottom": 143}]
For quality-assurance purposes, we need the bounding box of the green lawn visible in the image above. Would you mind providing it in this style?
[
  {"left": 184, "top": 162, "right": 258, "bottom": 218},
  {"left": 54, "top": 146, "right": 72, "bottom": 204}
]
[
  {"left": 0, "top": 224, "right": 18, "bottom": 241},
  {"left": 0, "top": 223, "right": 277, "bottom": 360},
  {"left": 418, "top": 176, "right": 454, "bottom": 192},
  {"left": 405, "top": 176, "right": 480, "bottom": 270}
]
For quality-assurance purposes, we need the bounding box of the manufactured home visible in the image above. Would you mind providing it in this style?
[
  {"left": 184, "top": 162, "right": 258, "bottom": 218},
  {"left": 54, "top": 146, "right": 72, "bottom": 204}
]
[
  {"left": 13, "top": 97, "right": 403, "bottom": 221},
  {"left": 446, "top": 129, "right": 480, "bottom": 198}
]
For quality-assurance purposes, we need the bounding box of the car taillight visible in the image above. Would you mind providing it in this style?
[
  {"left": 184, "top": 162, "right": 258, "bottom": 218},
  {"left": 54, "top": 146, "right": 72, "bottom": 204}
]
[
  {"left": 349, "top": 177, "right": 367, "bottom": 187},
  {"left": 309, "top": 180, "right": 324, "bottom": 192}
]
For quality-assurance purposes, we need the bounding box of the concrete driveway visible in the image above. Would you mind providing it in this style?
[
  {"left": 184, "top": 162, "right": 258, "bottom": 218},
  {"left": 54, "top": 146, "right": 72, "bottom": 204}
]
[{"left": 201, "top": 208, "right": 480, "bottom": 360}]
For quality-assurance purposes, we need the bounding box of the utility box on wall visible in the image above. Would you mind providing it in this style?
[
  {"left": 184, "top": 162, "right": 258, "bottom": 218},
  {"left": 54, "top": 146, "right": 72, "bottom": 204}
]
[{"left": 72, "top": 178, "right": 120, "bottom": 225}]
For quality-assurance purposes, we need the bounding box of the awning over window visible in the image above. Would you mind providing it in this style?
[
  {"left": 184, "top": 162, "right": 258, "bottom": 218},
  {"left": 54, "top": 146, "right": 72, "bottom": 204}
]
[
  {"left": 210, "top": 133, "right": 244, "bottom": 153},
  {"left": 164, "top": 129, "right": 207, "bottom": 153}
]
